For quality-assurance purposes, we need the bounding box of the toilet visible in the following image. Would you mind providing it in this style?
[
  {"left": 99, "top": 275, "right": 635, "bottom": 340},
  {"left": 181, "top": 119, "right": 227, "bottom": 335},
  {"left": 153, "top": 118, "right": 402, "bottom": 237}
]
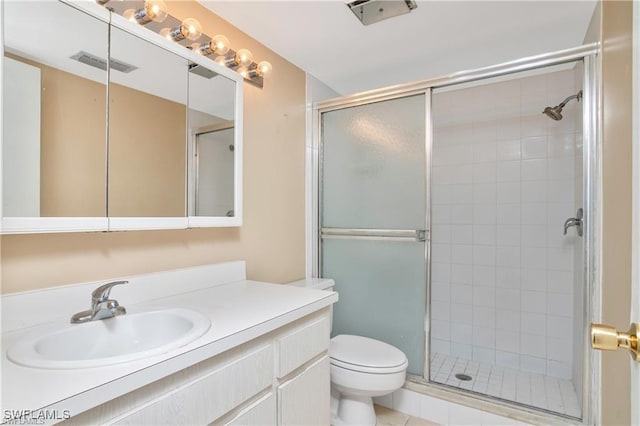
[{"left": 292, "top": 278, "right": 408, "bottom": 426}]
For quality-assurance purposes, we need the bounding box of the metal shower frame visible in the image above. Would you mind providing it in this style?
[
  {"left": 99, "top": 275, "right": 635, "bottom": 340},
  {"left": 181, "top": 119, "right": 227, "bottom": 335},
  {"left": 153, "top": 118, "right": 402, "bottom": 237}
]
[{"left": 311, "top": 43, "right": 601, "bottom": 425}]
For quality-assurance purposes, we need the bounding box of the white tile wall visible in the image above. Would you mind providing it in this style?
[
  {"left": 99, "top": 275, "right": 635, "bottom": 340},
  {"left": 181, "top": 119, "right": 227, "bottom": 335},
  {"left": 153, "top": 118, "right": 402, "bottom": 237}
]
[{"left": 430, "top": 68, "right": 581, "bottom": 385}]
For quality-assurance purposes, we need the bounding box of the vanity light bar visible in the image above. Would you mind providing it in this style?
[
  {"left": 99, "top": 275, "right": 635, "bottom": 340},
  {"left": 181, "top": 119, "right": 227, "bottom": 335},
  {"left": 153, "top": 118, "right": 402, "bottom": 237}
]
[{"left": 99, "top": 0, "right": 271, "bottom": 88}]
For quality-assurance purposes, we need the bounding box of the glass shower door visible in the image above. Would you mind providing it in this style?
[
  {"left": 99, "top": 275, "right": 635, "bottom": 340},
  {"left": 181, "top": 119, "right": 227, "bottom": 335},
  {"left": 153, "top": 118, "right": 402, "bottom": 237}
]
[{"left": 320, "top": 93, "right": 427, "bottom": 375}]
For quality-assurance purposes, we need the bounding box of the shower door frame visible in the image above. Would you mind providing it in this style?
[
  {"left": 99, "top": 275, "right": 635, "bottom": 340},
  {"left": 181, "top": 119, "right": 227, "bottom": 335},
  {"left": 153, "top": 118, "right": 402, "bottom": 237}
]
[{"left": 312, "top": 43, "right": 600, "bottom": 425}]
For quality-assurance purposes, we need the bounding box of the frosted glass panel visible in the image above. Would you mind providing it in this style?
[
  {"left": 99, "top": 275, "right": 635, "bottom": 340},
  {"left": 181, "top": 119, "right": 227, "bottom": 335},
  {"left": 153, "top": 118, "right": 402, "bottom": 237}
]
[
  {"left": 323, "top": 239, "right": 426, "bottom": 375},
  {"left": 322, "top": 95, "right": 426, "bottom": 229}
]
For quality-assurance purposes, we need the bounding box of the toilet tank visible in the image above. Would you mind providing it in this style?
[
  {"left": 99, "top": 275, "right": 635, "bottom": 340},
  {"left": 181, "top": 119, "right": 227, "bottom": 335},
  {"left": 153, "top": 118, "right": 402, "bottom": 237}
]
[
  {"left": 290, "top": 278, "right": 335, "bottom": 291},
  {"left": 290, "top": 278, "right": 335, "bottom": 329}
]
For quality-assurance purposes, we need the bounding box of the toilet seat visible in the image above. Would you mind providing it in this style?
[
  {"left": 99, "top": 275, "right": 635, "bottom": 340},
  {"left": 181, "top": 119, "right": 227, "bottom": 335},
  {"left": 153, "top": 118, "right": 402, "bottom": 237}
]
[{"left": 330, "top": 335, "right": 408, "bottom": 374}]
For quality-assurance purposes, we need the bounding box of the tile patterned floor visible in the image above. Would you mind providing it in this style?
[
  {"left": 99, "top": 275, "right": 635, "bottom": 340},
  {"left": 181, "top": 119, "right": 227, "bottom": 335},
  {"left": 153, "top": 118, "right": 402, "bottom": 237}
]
[
  {"left": 429, "top": 353, "right": 581, "bottom": 418},
  {"left": 375, "top": 405, "right": 439, "bottom": 426}
]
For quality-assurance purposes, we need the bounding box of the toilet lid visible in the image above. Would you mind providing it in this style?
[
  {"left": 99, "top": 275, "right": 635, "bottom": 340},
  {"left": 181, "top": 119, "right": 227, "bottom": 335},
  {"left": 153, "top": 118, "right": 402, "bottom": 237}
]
[{"left": 330, "top": 335, "right": 408, "bottom": 373}]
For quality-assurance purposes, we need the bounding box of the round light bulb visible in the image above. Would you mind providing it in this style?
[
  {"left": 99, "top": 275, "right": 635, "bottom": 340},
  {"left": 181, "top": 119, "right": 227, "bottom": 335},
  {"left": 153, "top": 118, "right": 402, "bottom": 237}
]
[
  {"left": 123, "top": 9, "right": 136, "bottom": 22},
  {"left": 236, "top": 66, "right": 249, "bottom": 78},
  {"left": 181, "top": 18, "right": 202, "bottom": 41},
  {"left": 256, "top": 60, "right": 272, "bottom": 77},
  {"left": 159, "top": 27, "right": 171, "bottom": 39},
  {"left": 212, "top": 35, "right": 230, "bottom": 55},
  {"left": 235, "top": 49, "right": 253, "bottom": 67},
  {"left": 144, "top": 0, "right": 167, "bottom": 23}
]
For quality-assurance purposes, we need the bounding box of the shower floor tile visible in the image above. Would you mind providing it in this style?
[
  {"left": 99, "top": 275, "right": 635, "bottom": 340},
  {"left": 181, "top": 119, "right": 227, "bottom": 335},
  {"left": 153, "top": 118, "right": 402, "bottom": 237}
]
[{"left": 430, "top": 353, "right": 581, "bottom": 419}]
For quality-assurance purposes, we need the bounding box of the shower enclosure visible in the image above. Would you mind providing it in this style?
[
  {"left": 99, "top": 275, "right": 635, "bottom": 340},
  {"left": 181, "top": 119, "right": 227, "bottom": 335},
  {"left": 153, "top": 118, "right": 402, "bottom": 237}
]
[{"left": 315, "top": 46, "right": 598, "bottom": 423}]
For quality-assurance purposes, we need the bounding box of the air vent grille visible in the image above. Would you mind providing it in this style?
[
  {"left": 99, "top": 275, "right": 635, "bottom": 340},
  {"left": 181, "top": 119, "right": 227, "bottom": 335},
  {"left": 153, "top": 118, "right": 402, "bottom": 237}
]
[
  {"left": 347, "top": 0, "right": 417, "bottom": 26},
  {"left": 189, "top": 63, "right": 219, "bottom": 79},
  {"left": 70, "top": 51, "right": 137, "bottom": 73}
]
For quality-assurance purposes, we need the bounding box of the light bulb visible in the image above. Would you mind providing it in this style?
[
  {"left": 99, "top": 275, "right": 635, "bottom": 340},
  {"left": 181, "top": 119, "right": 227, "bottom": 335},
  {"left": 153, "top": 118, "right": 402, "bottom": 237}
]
[
  {"left": 159, "top": 27, "right": 171, "bottom": 39},
  {"left": 242, "top": 61, "right": 273, "bottom": 80},
  {"left": 182, "top": 18, "right": 202, "bottom": 41},
  {"left": 235, "top": 49, "right": 253, "bottom": 67},
  {"left": 256, "top": 61, "right": 272, "bottom": 77},
  {"left": 212, "top": 35, "right": 230, "bottom": 55},
  {"left": 168, "top": 18, "right": 202, "bottom": 42},
  {"left": 123, "top": 9, "right": 137, "bottom": 22},
  {"left": 236, "top": 66, "right": 249, "bottom": 78},
  {"left": 199, "top": 35, "right": 230, "bottom": 56},
  {"left": 215, "top": 56, "right": 228, "bottom": 67},
  {"left": 145, "top": 0, "right": 168, "bottom": 22},
  {"left": 133, "top": 0, "right": 168, "bottom": 25}
]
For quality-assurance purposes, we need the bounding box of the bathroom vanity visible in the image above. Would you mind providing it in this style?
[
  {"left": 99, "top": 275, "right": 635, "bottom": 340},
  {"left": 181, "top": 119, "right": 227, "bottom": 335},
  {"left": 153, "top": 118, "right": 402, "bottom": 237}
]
[{"left": 1, "top": 261, "right": 337, "bottom": 424}]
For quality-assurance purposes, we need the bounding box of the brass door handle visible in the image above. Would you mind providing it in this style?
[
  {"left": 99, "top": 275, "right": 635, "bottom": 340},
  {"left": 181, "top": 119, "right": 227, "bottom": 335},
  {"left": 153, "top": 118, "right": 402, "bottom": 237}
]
[{"left": 590, "top": 323, "right": 639, "bottom": 361}]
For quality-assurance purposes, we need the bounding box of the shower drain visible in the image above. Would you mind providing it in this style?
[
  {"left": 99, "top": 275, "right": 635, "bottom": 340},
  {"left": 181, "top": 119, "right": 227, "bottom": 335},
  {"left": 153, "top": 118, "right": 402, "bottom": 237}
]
[{"left": 455, "top": 373, "right": 473, "bottom": 381}]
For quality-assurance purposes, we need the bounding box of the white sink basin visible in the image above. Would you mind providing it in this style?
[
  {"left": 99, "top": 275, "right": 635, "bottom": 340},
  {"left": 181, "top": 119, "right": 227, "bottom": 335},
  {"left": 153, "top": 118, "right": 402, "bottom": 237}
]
[{"left": 7, "top": 308, "right": 211, "bottom": 369}]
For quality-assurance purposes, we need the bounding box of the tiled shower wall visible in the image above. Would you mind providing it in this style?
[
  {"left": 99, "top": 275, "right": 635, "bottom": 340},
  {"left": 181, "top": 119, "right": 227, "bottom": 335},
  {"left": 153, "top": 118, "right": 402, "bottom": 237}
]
[{"left": 430, "top": 68, "right": 581, "bottom": 380}]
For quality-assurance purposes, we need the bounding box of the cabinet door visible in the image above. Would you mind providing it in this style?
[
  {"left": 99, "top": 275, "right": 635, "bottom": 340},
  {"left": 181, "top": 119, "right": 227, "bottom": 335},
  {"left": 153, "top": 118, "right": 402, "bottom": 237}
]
[
  {"left": 276, "top": 313, "right": 330, "bottom": 378},
  {"left": 224, "top": 393, "right": 275, "bottom": 425},
  {"left": 278, "top": 356, "right": 330, "bottom": 426}
]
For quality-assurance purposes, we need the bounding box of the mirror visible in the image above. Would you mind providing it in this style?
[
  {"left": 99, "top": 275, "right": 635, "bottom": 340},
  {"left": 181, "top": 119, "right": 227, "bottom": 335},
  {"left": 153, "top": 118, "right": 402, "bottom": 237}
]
[
  {"left": 1, "top": 0, "right": 243, "bottom": 233},
  {"left": 2, "top": 1, "right": 108, "bottom": 218},
  {"left": 107, "top": 26, "right": 188, "bottom": 218},
  {"left": 187, "top": 65, "right": 237, "bottom": 218}
]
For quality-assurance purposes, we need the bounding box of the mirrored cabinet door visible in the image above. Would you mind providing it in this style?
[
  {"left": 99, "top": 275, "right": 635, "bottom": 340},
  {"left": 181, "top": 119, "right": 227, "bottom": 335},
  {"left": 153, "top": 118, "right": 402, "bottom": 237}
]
[
  {"left": 107, "top": 26, "right": 188, "bottom": 219},
  {"left": 2, "top": 1, "right": 108, "bottom": 230},
  {"left": 193, "top": 125, "right": 235, "bottom": 217},
  {"left": 187, "top": 62, "right": 241, "bottom": 226},
  {"left": 189, "top": 64, "right": 237, "bottom": 218},
  {"left": 2, "top": 0, "right": 244, "bottom": 233}
]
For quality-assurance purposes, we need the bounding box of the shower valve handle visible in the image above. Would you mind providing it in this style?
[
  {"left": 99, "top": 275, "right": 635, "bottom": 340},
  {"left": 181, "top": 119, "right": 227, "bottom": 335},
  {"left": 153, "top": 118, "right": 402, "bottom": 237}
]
[{"left": 563, "top": 208, "right": 583, "bottom": 237}]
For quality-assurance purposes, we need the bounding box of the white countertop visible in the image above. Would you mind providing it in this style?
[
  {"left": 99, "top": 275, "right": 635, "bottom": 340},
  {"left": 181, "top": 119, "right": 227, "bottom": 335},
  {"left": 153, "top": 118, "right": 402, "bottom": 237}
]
[{"left": 1, "top": 278, "right": 337, "bottom": 418}]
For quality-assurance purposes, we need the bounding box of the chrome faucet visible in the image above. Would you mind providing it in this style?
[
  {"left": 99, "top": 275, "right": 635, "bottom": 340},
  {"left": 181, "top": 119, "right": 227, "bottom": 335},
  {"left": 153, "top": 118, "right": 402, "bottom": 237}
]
[{"left": 70, "top": 280, "right": 128, "bottom": 324}]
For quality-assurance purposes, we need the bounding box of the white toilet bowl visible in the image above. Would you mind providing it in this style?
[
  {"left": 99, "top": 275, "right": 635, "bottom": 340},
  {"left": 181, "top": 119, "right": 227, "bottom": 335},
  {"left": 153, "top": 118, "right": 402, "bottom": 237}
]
[
  {"left": 330, "top": 334, "right": 408, "bottom": 426},
  {"left": 290, "top": 279, "right": 408, "bottom": 426}
]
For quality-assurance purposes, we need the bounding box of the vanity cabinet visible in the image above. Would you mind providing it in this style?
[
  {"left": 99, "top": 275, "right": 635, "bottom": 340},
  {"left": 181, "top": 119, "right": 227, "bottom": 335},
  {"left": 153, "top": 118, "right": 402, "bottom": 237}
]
[
  {"left": 278, "top": 356, "right": 330, "bottom": 426},
  {"left": 61, "top": 309, "right": 331, "bottom": 425}
]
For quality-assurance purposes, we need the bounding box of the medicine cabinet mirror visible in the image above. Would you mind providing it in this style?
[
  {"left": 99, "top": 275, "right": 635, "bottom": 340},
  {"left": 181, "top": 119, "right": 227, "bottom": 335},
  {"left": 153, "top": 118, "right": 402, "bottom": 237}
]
[
  {"left": 1, "top": 0, "right": 109, "bottom": 232},
  {"left": 1, "top": 0, "right": 244, "bottom": 233}
]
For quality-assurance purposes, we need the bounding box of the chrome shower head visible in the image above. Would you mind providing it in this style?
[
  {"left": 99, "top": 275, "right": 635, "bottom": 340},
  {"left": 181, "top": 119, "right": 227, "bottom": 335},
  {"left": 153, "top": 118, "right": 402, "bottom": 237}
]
[
  {"left": 543, "top": 105, "right": 564, "bottom": 121},
  {"left": 542, "top": 90, "right": 583, "bottom": 121}
]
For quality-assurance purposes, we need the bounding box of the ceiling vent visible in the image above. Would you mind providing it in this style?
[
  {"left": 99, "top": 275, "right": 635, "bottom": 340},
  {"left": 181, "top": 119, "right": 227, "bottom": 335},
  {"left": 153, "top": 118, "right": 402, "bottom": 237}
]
[
  {"left": 346, "top": 0, "right": 417, "bottom": 26},
  {"left": 70, "top": 51, "right": 137, "bottom": 73}
]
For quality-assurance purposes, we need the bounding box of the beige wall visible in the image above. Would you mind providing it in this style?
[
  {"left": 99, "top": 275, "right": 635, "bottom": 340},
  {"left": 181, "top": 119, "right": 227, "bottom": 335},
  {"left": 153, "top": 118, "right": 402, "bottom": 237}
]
[
  {"left": 5, "top": 54, "right": 187, "bottom": 218},
  {"left": 6, "top": 53, "right": 108, "bottom": 217},
  {"left": 41, "top": 64, "right": 107, "bottom": 217},
  {"left": 108, "top": 84, "right": 186, "bottom": 217},
  {"left": 0, "top": 0, "right": 307, "bottom": 293},
  {"left": 600, "top": 0, "right": 633, "bottom": 424}
]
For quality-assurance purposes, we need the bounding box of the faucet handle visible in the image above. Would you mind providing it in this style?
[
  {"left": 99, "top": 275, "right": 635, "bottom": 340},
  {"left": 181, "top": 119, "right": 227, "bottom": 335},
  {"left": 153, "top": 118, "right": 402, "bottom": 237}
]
[{"left": 91, "top": 280, "right": 128, "bottom": 303}]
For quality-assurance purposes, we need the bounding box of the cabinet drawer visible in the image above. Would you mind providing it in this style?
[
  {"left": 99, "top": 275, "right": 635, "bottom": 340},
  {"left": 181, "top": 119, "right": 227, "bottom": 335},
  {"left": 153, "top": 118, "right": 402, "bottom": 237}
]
[
  {"left": 277, "top": 355, "right": 330, "bottom": 426},
  {"left": 223, "top": 393, "right": 275, "bottom": 425},
  {"left": 276, "top": 313, "right": 330, "bottom": 378},
  {"left": 112, "top": 345, "right": 273, "bottom": 425}
]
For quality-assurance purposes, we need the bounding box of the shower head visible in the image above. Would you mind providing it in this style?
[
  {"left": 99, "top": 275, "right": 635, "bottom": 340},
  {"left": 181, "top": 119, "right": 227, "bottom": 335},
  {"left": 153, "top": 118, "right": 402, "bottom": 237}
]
[
  {"left": 542, "top": 90, "right": 583, "bottom": 121},
  {"left": 543, "top": 105, "right": 564, "bottom": 121}
]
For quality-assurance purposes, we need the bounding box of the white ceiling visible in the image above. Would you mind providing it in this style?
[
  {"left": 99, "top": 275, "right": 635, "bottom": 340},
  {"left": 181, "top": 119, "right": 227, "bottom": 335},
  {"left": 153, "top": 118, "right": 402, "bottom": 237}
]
[{"left": 197, "top": 0, "right": 598, "bottom": 95}]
